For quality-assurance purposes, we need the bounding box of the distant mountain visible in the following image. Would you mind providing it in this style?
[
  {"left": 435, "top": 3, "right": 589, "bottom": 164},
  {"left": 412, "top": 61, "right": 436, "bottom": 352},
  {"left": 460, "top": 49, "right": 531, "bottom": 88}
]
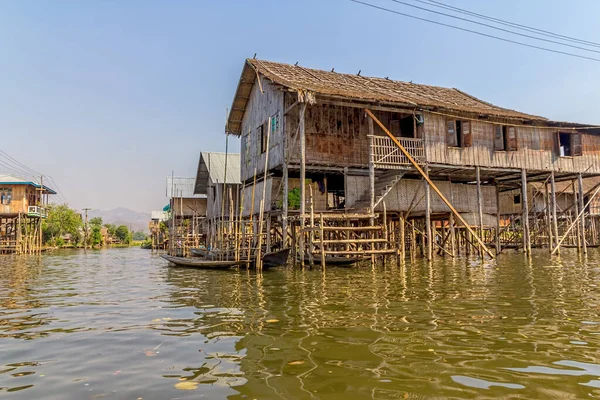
[{"left": 88, "top": 207, "right": 150, "bottom": 232}]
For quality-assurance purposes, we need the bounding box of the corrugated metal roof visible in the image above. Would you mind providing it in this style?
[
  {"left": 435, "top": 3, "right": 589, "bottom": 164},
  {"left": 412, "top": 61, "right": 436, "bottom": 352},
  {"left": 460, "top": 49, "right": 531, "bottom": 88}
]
[
  {"left": 194, "top": 152, "right": 241, "bottom": 195},
  {"left": 166, "top": 177, "right": 206, "bottom": 199},
  {"left": 0, "top": 174, "right": 57, "bottom": 194},
  {"left": 227, "top": 58, "right": 548, "bottom": 135}
]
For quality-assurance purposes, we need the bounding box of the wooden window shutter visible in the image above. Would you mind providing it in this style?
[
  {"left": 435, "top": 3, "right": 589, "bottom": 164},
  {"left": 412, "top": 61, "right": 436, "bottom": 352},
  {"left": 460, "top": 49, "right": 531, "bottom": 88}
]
[
  {"left": 462, "top": 120, "right": 472, "bottom": 147},
  {"left": 494, "top": 125, "right": 504, "bottom": 150},
  {"left": 571, "top": 132, "right": 583, "bottom": 156},
  {"left": 447, "top": 120, "right": 457, "bottom": 147},
  {"left": 507, "top": 127, "right": 518, "bottom": 151}
]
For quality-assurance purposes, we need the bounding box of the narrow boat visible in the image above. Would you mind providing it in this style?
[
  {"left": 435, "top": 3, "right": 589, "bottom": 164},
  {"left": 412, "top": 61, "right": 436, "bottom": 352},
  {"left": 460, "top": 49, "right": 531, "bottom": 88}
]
[
  {"left": 190, "top": 248, "right": 209, "bottom": 257},
  {"left": 161, "top": 254, "right": 248, "bottom": 269},
  {"left": 261, "top": 248, "right": 290, "bottom": 268},
  {"left": 140, "top": 243, "right": 152, "bottom": 250}
]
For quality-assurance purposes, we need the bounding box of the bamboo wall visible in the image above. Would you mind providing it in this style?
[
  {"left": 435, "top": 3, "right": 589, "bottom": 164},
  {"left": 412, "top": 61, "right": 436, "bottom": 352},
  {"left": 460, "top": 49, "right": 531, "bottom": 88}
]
[
  {"left": 0, "top": 185, "right": 38, "bottom": 215},
  {"left": 172, "top": 198, "right": 207, "bottom": 218}
]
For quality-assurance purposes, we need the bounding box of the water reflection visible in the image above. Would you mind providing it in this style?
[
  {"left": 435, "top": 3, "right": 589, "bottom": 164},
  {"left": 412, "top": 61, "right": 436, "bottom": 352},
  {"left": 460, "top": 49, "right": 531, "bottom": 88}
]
[{"left": 0, "top": 249, "right": 599, "bottom": 398}]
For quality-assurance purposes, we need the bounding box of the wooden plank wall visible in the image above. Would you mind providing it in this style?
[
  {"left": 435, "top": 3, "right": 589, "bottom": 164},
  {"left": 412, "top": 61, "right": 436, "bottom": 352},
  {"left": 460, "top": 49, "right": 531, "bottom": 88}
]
[
  {"left": 240, "top": 80, "right": 284, "bottom": 182},
  {"left": 172, "top": 198, "right": 207, "bottom": 217},
  {"left": 0, "top": 185, "right": 34, "bottom": 214},
  {"left": 206, "top": 181, "right": 240, "bottom": 220},
  {"left": 424, "top": 113, "right": 600, "bottom": 173}
]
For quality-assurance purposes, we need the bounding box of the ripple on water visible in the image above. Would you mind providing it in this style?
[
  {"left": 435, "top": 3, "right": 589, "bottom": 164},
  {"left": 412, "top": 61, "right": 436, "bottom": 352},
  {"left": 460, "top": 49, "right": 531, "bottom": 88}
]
[{"left": 1, "top": 249, "right": 600, "bottom": 399}]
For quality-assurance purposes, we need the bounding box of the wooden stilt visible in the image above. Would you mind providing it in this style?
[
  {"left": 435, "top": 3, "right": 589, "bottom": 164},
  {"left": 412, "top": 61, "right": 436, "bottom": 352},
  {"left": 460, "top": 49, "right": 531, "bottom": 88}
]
[
  {"left": 309, "top": 185, "right": 315, "bottom": 268},
  {"left": 521, "top": 169, "right": 531, "bottom": 254},
  {"left": 299, "top": 103, "right": 307, "bottom": 268},
  {"left": 449, "top": 212, "right": 456, "bottom": 258},
  {"left": 551, "top": 171, "right": 560, "bottom": 255},
  {"left": 495, "top": 186, "right": 501, "bottom": 254},
  {"left": 578, "top": 173, "right": 587, "bottom": 254},
  {"left": 399, "top": 213, "right": 405, "bottom": 262},
  {"left": 545, "top": 182, "right": 553, "bottom": 250},
  {"left": 425, "top": 165, "right": 432, "bottom": 261},
  {"left": 476, "top": 166, "right": 484, "bottom": 258},
  {"left": 320, "top": 213, "right": 326, "bottom": 268}
]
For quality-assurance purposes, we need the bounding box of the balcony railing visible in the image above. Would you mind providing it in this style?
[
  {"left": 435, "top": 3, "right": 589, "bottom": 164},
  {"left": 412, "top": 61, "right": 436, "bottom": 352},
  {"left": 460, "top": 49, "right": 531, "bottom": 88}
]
[
  {"left": 27, "top": 206, "right": 47, "bottom": 218},
  {"left": 369, "top": 135, "right": 425, "bottom": 169}
]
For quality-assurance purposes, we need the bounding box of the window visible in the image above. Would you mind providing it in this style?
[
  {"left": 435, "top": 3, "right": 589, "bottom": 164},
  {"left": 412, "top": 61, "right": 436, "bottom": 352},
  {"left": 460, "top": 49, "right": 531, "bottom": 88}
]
[
  {"left": 494, "top": 126, "right": 507, "bottom": 151},
  {"left": 447, "top": 120, "right": 472, "bottom": 147},
  {"left": 513, "top": 194, "right": 521, "bottom": 205},
  {"left": 557, "top": 132, "right": 582, "bottom": 157},
  {"left": 260, "top": 123, "right": 267, "bottom": 154}
]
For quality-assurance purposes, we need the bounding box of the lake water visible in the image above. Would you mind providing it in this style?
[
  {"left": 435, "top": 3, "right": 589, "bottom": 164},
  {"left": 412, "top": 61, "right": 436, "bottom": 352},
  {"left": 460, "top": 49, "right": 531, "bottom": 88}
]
[{"left": 1, "top": 248, "right": 600, "bottom": 399}]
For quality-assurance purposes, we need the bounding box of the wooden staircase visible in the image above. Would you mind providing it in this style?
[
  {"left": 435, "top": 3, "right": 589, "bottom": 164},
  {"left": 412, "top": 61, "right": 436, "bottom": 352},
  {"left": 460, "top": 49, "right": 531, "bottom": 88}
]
[{"left": 353, "top": 170, "right": 406, "bottom": 212}]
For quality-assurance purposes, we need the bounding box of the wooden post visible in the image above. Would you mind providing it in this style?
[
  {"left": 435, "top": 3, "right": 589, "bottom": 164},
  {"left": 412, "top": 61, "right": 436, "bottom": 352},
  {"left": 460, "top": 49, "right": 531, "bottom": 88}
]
[
  {"left": 266, "top": 214, "right": 271, "bottom": 253},
  {"left": 551, "top": 171, "right": 560, "bottom": 255},
  {"left": 368, "top": 130, "right": 375, "bottom": 214},
  {"left": 299, "top": 103, "right": 307, "bottom": 267},
  {"left": 248, "top": 167, "right": 257, "bottom": 263},
  {"left": 256, "top": 198, "right": 265, "bottom": 270},
  {"left": 545, "top": 182, "right": 553, "bottom": 250},
  {"left": 495, "top": 186, "right": 501, "bottom": 254},
  {"left": 365, "top": 109, "right": 494, "bottom": 258},
  {"left": 578, "top": 173, "right": 587, "bottom": 254},
  {"left": 309, "top": 185, "right": 315, "bottom": 268},
  {"left": 572, "top": 179, "right": 581, "bottom": 251},
  {"left": 521, "top": 169, "right": 531, "bottom": 254},
  {"left": 425, "top": 165, "right": 432, "bottom": 261},
  {"left": 320, "top": 213, "right": 326, "bottom": 268},
  {"left": 476, "top": 166, "right": 484, "bottom": 257},
  {"left": 399, "top": 213, "right": 405, "bottom": 261},
  {"left": 449, "top": 212, "right": 456, "bottom": 258}
]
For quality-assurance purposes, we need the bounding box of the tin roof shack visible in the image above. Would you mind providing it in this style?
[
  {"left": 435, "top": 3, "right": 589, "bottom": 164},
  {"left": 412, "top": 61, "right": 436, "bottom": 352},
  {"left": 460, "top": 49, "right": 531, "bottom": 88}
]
[
  {"left": 193, "top": 152, "right": 241, "bottom": 248},
  {"left": 166, "top": 177, "right": 207, "bottom": 255},
  {"left": 0, "top": 175, "right": 56, "bottom": 254},
  {"left": 227, "top": 59, "right": 600, "bottom": 259}
]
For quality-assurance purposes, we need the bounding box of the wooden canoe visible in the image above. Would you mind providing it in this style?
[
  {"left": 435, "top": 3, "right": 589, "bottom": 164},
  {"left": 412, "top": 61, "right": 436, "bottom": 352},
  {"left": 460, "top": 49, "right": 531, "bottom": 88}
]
[
  {"left": 262, "top": 248, "right": 290, "bottom": 268},
  {"left": 161, "top": 254, "right": 248, "bottom": 269}
]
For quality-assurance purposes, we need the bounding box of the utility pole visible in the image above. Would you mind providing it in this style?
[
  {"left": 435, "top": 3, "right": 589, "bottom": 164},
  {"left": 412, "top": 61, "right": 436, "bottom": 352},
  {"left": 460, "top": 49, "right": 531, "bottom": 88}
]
[{"left": 83, "top": 208, "right": 91, "bottom": 249}]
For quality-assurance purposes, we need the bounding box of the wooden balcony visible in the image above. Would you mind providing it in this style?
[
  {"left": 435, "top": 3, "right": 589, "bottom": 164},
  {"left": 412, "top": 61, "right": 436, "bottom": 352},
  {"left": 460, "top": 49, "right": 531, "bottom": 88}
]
[{"left": 369, "top": 135, "right": 425, "bottom": 169}]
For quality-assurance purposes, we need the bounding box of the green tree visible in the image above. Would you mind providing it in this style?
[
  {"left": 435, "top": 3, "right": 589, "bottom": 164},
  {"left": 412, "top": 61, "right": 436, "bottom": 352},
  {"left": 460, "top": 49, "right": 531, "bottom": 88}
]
[
  {"left": 132, "top": 231, "right": 147, "bottom": 241},
  {"left": 43, "top": 204, "right": 83, "bottom": 246},
  {"left": 90, "top": 225, "right": 102, "bottom": 247},
  {"left": 115, "top": 225, "right": 131, "bottom": 244},
  {"left": 89, "top": 217, "right": 103, "bottom": 228},
  {"left": 104, "top": 223, "right": 117, "bottom": 237}
]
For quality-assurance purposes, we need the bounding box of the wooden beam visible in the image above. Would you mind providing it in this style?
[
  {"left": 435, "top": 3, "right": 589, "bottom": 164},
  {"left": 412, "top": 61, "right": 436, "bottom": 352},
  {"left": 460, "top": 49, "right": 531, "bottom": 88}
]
[
  {"left": 425, "top": 165, "right": 432, "bottom": 261},
  {"left": 365, "top": 109, "right": 495, "bottom": 259},
  {"left": 284, "top": 100, "right": 299, "bottom": 115}
]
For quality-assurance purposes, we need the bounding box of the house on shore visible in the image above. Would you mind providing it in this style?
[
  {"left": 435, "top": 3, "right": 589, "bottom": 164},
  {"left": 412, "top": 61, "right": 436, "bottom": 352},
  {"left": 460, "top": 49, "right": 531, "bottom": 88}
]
[
  {"left": 0, "top": 174, "right": 55, "bottom": 254},
  {"left": 225, "top": 58, "right": 600, "bottom": 259}
]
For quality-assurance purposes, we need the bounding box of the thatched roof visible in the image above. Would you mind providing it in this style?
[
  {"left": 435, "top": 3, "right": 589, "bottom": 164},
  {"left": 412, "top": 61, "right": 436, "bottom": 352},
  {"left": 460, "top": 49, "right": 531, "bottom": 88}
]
[{"left": 227, "top": 58, "right": 548, "bottom": 135}]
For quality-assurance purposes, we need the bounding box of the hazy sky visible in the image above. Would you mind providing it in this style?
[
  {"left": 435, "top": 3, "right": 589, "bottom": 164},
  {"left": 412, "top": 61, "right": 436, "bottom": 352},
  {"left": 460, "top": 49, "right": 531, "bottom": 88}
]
[{"left": 1, "top": 0, "right": 599, "bottom": 213}]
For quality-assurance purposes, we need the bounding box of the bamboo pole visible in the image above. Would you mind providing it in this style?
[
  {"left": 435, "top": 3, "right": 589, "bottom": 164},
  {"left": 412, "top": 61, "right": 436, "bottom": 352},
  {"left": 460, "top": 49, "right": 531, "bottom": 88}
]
[
  {"left": 365, "top": 109, "right": 495, "bottom": 258},
  {"left": 449, "top": 212, "right": 456, "bottom": 258},
  {"left": 248, "top": 167, "right": 257, "bottom": 263},
  {"left": 399, "top": 213, "right": 405, "bottom": 261},
  {"left": 256, "top": 198, "right": 265, "bottom": 270}
]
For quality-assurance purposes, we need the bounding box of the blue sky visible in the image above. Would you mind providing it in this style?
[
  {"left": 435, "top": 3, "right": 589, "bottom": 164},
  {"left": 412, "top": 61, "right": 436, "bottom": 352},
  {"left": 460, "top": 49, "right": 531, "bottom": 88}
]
[{"left": 1, "top": 0, "right": 599, "bottom": 213}]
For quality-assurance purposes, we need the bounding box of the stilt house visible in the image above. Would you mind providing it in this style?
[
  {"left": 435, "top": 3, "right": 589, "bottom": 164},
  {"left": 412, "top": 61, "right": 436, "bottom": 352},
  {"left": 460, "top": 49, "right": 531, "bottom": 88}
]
[
  {"left": 226, "top": 59, "right": 600, "bottom": 259},
  {"left": 0, "top": 174, "right": 55, "bottom": 254}
]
